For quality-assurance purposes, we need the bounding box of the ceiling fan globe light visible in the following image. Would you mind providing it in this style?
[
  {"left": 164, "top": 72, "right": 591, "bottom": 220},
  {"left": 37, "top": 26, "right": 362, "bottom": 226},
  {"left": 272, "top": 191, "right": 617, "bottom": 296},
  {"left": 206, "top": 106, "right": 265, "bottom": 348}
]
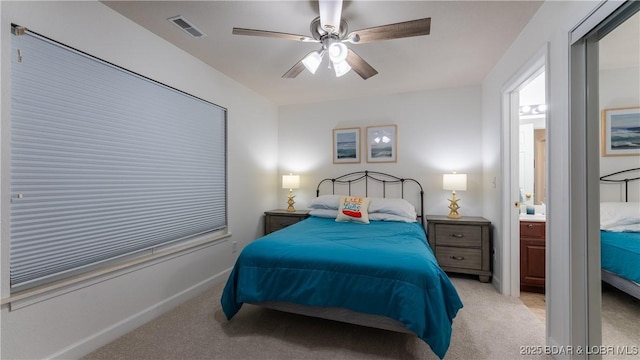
[
  {"left": 328, "top": 42, "right": 348, "bottom": 63},
  {"left": 333, "top": 60, "right": 351, "bottom": 77},
  {"left": 302, "top": 51, "right": 323, "bottom": 74}
]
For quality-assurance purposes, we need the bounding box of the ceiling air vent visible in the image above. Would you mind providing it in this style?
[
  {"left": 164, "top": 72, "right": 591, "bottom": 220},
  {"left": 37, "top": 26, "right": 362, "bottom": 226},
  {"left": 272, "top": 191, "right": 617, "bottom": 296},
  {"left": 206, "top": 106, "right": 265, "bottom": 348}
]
[{"left": 168, "top": 15, "right": 206, "bottom": 38}]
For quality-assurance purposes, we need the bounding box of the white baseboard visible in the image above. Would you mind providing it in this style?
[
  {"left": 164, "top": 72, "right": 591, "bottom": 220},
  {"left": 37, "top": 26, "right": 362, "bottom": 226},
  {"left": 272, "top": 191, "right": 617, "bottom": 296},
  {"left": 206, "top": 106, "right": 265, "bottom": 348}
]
[
  {"left": 48, "top": 268, "right": 232, "bottom": 359},
  {"left": 492, "top": 274, "right": 503, "bottom": 294}
]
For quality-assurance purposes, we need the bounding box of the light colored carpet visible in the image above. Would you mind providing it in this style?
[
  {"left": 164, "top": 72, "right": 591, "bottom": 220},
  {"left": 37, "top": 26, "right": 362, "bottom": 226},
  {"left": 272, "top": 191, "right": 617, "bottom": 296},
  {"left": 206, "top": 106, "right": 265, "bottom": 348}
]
[
  {"left": 85, "top": 275, "right": 550, "bottom": 360},
  {"left": 519, "top": 285, "right": 640, "bottom": 360},
  {"left": 597, "top": 284, "right": 640, "bottom": 360}
]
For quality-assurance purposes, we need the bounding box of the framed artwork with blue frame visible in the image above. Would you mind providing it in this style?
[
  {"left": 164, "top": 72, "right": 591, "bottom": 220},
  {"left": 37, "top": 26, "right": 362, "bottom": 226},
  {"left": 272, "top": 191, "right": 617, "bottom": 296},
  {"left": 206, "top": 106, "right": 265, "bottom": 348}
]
[
  {"left": 601, "top": 107, "right": 640, "bottom": 157},
  {"left": 333, "top": 127, "right": 361, "bottom": 164}
]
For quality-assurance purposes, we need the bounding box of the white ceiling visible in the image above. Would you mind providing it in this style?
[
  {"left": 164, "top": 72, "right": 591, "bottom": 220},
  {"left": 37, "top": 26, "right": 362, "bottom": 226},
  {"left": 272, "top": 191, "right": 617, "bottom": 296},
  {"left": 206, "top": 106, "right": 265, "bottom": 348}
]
[{"left": 102, "top": 0, "right": 544, "bottom": 106}]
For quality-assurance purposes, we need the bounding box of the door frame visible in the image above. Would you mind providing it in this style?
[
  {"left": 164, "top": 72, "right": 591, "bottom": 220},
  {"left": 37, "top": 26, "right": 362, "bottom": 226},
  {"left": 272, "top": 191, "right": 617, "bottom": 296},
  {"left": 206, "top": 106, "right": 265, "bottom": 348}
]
[
  {"left": 501, "top": 45, "right": 549, "bottom": 298},
  {"left": 569, "top": 0, "right": 639, "bottom": 354}
]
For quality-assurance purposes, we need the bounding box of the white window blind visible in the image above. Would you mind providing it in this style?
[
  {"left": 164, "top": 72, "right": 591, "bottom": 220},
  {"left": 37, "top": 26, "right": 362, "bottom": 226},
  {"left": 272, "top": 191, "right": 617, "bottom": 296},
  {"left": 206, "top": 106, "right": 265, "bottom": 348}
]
[{"left": 10, "top": 26, "right": 227, "bottom": 291}]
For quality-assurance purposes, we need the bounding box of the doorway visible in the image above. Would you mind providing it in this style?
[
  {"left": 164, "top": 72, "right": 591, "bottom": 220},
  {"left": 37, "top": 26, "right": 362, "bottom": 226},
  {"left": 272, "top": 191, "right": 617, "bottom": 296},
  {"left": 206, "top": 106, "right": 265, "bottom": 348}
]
[
  {"left": 516, "top": 71, "right": 548, "bottom": 321},
  {"left": 501, "top": 47, "right": 548, "bottom": 299}
]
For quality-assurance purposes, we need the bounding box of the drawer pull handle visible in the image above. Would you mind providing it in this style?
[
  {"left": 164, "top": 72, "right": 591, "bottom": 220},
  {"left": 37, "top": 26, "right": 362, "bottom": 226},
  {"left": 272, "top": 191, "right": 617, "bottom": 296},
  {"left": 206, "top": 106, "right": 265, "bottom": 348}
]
[
  {"left": 450, "top": 233, "right": 464, "bottom": 238},
  {"left": 527, "top": 224, "right": 533, "bottom": 228},
  {"left": 450, "top": 256, "right": 465, "bottom": 261}
]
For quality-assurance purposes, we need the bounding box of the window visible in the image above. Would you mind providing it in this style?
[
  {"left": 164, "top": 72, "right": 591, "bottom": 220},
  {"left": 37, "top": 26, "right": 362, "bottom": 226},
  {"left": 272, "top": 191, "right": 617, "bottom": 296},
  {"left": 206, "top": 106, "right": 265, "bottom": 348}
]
[{"left": 10, "top": 25, "right": 227, "bottom": 291}]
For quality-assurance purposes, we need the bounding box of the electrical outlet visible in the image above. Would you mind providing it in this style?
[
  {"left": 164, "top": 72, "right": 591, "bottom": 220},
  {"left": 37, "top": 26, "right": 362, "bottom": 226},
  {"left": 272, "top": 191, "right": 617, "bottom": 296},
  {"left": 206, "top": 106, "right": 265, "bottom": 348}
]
[{"left": 232, "top": 241, "right": 238, "bottom": 253}]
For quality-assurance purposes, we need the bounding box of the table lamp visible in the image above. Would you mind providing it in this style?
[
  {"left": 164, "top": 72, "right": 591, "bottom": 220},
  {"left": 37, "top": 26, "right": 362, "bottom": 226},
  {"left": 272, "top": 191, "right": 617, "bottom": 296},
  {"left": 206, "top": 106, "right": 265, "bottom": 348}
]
[
  {"left": 443, "top": 172, "right": 467, "bottom": 219},
  {"left": 282, "top": 173, "right": 300, "bottom": 212}
]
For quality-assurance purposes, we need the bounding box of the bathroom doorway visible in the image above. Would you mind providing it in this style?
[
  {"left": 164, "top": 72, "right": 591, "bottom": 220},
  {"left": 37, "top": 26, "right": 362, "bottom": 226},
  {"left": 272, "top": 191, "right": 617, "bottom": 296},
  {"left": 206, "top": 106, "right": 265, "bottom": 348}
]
[
  {"left": 518, "top": 72, "right": 547, "bottom": 312},
  {"left": 501, "top": 47, "right": 548, "bottom": 299}
]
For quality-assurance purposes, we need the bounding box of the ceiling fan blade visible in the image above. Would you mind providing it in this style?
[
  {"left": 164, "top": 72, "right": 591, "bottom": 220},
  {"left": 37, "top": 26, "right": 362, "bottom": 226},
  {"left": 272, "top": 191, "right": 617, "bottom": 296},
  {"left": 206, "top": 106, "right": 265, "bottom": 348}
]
[
  {"left": 232, "top": 28, "right": 317, "bottom": 42},
  {"left": 345, "top": 49, "right": 378, "bottom": 80},
  {"left": 348, "top": 18, "right": 431, "bottom": 44},
  {"left": 318, "top": 0, "right": 343, "bottom": 33},
  {"left": 282, "top": 59, "right": 306, "bottom": 78}
]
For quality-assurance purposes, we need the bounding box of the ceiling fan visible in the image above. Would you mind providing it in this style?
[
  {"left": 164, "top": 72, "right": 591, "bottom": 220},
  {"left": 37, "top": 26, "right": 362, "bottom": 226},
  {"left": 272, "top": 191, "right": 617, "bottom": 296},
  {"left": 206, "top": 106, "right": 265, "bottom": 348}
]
[{"left": 232, "top": 0, "right": 431, "bottom": 80}]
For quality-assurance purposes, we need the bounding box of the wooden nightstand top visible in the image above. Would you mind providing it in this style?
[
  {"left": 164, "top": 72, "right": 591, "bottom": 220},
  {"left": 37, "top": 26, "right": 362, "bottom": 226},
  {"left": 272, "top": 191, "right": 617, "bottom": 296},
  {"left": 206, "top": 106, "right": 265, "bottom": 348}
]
[
  {"left": 426, "top": 215, "right": 490, "bottom": 226},
  {"left": 264, "top": 209, "right": 310, "bottom": 216}
]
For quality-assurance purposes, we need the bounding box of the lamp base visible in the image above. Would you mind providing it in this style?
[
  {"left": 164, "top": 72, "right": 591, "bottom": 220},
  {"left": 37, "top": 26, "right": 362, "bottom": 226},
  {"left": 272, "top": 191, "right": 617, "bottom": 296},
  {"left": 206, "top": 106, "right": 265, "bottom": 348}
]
[
  {"left": 447, "top": 192, "right": 462, "bottom": 219},
  {"left": 286, "top": 191, "right": 296, "bottom": 212}
]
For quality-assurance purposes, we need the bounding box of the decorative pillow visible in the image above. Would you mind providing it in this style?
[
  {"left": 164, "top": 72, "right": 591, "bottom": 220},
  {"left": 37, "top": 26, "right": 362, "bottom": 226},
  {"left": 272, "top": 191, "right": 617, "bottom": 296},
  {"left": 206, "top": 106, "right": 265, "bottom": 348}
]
[
  {"left": 308, "top": 195, "right": 341, "bottom": 210},
  {"left": 309, "top": 209, "right": 339, "bottom": 219},
  {"left": 336, "top": 196, "right": 371, "bottom": 224},
  {"left": 369, "top": 212, "right": 417, "bottom": 223},
  {"left": 600, "top": 202, "right": 640, "bottom": 230},
  {"left": 368, "top": 197, "right": 417, "bottom": 220}
]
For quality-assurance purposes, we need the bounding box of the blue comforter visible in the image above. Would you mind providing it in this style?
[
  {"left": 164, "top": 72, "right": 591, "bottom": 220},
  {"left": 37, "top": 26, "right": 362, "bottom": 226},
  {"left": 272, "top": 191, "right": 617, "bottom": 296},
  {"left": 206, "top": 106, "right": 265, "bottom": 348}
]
[
  {"left": 221, "top": 217, "right": 463, "bottom": 358},
  {"left": 601, "top": 230, "right": 640, "bottom": 284}
]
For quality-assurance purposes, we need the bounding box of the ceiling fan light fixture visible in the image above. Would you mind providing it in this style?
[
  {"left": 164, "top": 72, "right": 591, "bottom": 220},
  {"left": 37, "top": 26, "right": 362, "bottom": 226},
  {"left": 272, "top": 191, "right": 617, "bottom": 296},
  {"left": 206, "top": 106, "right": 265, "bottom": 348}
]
[
  {"left": 328, "top": 42, "right": 348, "bottom": 63},
  {"left": 302, "top": 50, "right": 324, "bottom": 74},
  {"left": 232, "top": 2, "right": 430, "bottom": 80},
  {"left": 332, "top": 60, "right": 351, "bottom": 77}
]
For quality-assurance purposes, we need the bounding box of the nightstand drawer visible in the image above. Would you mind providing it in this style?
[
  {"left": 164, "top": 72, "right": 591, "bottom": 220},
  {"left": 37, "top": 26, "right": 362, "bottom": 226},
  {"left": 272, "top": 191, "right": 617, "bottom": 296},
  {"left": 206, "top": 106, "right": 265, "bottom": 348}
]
[
  {"left": 264, "top": 210, "right": 310, "bottom": 235},
  {"left": 436, "top": 246, "right": 482, "bottom": 270},
  {"left": 520, "top": 221, "right": 545, "bottom": 239},
  {"left": 434, "top": 224, "right": 482, "bottom": 247},
  {"left": 267, "top": 215, "right": 300, "bottom": 232}
]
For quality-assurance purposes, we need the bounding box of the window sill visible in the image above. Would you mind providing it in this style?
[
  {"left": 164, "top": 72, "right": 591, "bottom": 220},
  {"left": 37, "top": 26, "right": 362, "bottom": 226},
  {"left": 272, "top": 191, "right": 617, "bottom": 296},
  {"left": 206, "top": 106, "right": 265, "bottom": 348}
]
[{"left": 2, "top": 231, "right": 231, "bottom": 311}]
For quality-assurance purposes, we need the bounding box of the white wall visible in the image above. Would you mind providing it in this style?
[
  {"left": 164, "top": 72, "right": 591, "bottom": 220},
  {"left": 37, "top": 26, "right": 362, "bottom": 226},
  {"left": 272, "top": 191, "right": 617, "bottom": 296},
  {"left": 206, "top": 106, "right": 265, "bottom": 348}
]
[
  {"left": 0, "top": 1, "right": 279, "bottom": 358},
  {"left": 482, "top": 0, "right": 608, "bottom": 353},
  {"left": 599, "top": 66, "right": 640, "bottom": 202},
  {"left": 278, "top": 86, "right": 483, "bottom": 219}
]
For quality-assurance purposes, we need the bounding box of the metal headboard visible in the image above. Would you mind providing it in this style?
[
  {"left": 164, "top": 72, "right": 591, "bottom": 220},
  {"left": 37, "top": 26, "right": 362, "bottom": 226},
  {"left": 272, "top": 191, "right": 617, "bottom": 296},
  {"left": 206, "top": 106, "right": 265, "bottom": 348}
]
[
  {"left": 315, "top": 170, "right": 425, "bottom": 228},
  {"left": 599, "top": 167, "right": 640, "bottom": 202}
]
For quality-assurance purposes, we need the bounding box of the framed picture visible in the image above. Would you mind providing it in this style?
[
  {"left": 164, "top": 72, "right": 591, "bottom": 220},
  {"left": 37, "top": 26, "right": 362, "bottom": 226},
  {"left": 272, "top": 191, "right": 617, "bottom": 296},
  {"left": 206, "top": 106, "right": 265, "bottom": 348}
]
[
  {"left": 333, "top": 127, "right": 361, "bottom": 163},
  {"left": 601, "top": 107, "right": 640, "bottom": 157},
  {"left": 366, "top": 125, "right": 397, "bottom": 163}
]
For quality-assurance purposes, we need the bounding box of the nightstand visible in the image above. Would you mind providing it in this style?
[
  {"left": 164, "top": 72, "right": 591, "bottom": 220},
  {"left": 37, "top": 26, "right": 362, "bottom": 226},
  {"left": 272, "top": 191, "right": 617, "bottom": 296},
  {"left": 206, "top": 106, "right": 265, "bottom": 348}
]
[
  {"left": 264, "top": 209, "right": 310, "bottom": 235},
  {"left": 426, "top": 215, "right": 492, "bottom": 282}
]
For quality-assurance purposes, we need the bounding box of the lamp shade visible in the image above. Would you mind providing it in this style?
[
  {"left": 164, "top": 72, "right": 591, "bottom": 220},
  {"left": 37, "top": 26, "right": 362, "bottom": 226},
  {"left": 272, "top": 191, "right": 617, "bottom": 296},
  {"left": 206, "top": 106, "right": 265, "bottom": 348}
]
[
  {"left": 282, "top": 174, "right": 300, "bottom": 189},
  {"left": 332, "top": 60, "right": 352, "bottom": 77},
  {"left": 328, "top": 42, "right": 348, "bottom": 63},
  {"left": 443, "top": 173, "right": 467, "bottom": 191},
  {"left": 302, "top": 51, "right": 323, "bottom": 74}
]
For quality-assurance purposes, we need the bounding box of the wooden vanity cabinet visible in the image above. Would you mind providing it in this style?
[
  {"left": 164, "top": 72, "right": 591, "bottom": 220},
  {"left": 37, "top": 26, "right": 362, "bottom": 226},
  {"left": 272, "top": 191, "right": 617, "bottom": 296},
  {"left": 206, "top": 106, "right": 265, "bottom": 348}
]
[{"left": 520, "top": 221, "right": 546, "bottom": 293}]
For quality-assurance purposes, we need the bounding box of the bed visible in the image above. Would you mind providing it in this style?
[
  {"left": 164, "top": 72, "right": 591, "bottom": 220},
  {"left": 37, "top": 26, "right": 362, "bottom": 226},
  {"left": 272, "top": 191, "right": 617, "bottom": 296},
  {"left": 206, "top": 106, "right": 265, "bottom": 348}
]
[
  {"left": 599, "top": 168, "right": 640, "bottom": 300},
  {"left": 221, "top": 171, "right": 463, "bottom": 359}
]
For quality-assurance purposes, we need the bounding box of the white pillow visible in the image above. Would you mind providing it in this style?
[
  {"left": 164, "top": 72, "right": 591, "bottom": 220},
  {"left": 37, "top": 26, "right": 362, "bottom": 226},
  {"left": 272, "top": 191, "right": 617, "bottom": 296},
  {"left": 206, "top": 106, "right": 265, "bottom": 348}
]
[
  {"left": 309, "top": 209, "right": 338, "bottom": 219},
  {"left": 336, "top": 196, "right": 371, "bottom": 224},
  {"left": 368, "top": 197, "right": 417, "bottom": 220},
  {"left": 368, "top": 212, "right": 417, "bottom": 223},
  {"left": 600, "top": 202, "right": 640, "bottom": 230},
  {"left": 605, "top": 223, "right": 640, "bottom": 233},
  {"left": 308, "top": 195, "right": 340, "bottom": 210}
]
